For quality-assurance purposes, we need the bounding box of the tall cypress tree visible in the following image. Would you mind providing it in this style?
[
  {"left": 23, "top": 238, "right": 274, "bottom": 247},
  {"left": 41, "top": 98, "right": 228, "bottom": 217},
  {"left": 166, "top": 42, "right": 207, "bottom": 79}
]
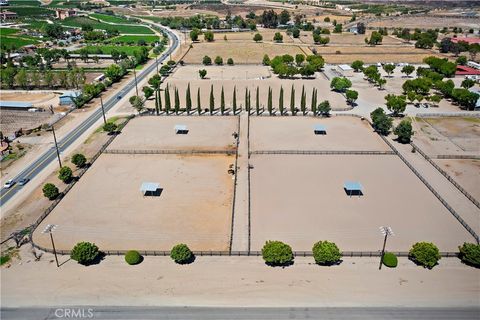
[
  {"left": 164, "top": 84, "right": 171, "bottom": 115},
  {"left": 174, "top": 87, "right": 180, "bottom": 114},
  {"left": 232, "top": 86, "right": 237, "bottom": 115},
  {"left": 267, "top": 87, "right": 273, "bottom": 115},
  {"left": 311, "top": 88, "right": 317, "bottom": 116},
  {"left": 290, "top": 85, "right": 295, "bottom": 115},
  {"left": 197, "top": 87, "right": 201, "bottom": 115},
  {"left": 220, "top": 86, "right": 225, "bottom": 115},
  {"left": 245, "top": 87, "right": 249, "bottom": 113},
  {"left": 247, "top": 90, "right": 251, "bottom": 113},
  {"left": 186, "top": 83, "right": 192, "bottom": 115},
  {"left": 209, "top": 84, "right": 214, "bottom": 115},
  {"left": 154, "top": 88, "right": 159, "bottom": 115},
  {"left": 158, "top": 87, "right": 162, "bottom": 112},
  {"left": 300, "top": 85, "right": 306, "bottom": 115},
  {"left": 279, "top": 86, "right": 284, "bottom": 115},
  {"left": 255, "top": 86, "right": 260, "bottom": 115}
]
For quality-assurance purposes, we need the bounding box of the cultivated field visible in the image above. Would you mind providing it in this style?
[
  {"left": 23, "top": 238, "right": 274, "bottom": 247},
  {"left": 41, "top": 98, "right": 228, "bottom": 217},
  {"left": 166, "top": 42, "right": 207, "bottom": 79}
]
[
  {"left": 434, "top": 159, "right": 480, "bottom": 201},
  {"left": 250, "top": 154, "right": 473, "bottom": 252}
]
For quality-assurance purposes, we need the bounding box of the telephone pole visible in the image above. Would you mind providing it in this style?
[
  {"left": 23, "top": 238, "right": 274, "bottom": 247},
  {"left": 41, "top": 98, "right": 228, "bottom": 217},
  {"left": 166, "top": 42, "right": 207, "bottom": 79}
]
[
  {"left": 133, "top": 68, "right": 139, "bottom": 96},
  {"left": 100, "top": 96, "right": 107, "bottom": 124},
  {"left": 379, "top": 226, "right": 394, "bottom": 270},
  {"left": 49, "top": 105, "right": 62, "bottom": 169},
  {"left": 42, "top": 224, "right": 59, "bottom": 268}
]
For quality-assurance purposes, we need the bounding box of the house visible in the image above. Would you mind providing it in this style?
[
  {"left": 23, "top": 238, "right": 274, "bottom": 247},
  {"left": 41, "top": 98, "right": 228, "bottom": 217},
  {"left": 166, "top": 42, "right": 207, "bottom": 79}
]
[
  {"left": 0, "top": 11, "right": 17, "bottom": 20},
  {"left": 59, "top": 91, "right": 81, "bottom": 105},
  {"left": 55, "top": 9, "right": 77, "bottom": 20},
  {"left": 456, "top": 65, "right": 480, "bottom": 76},
  {"left": 450, "top": 37, "right": 480, "bottom": 45}
]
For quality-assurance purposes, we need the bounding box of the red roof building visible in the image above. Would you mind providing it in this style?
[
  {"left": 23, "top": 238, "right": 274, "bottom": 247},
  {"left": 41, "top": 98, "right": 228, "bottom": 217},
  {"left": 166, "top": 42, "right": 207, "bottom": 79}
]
[
  {"left": 451, "top": 37, "right": 480, "bottom": 45},
  {"left": 456, "top": 65, "right": 480, "bottom": 76}
]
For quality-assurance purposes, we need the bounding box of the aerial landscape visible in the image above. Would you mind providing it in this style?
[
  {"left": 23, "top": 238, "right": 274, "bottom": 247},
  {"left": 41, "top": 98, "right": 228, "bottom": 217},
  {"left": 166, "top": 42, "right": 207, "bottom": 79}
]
[{"left": 0, "top": 0, "right": 479, "bottom": 318}]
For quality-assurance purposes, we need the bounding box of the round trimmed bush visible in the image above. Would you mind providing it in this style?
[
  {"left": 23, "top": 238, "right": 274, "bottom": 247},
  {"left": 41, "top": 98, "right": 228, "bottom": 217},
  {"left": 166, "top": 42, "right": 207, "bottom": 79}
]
[
  {"left": 125, "top": 250, "right": 142, "bottom": 265},
  {"left": 382, "top": 252, "right": 398, "bottom": 268},
  {"left": 409, "top": 242, "right": 441, "bottom": 269},
  {"left": 261, "top": 240, "right": 293, "bottom": 266},
  {"left": 70, "top": 242, "right": 99, "bottom": 266},
  {"left": 312, "top": 240, "right": 341, "bottom": 265},
  {"left": 42, "top": 183, "right": 59, "bottom": 200},
  {"left": 71, "top": 153, "right": 87, "bottom": 168},
  {"left": 170, "top": 244, "right": 193, "bottom": 264},
  {"left": 458, "top": 243, "right": 480, "bottom": 268},
  {"left": 58, "top": 166, "right": 73, "bottom": 183}
]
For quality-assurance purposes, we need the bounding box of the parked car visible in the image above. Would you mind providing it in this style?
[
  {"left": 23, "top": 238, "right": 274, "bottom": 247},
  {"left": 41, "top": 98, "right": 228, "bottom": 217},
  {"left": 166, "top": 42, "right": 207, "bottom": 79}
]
[
  {"left": 3, "top": 179, "right": 15, "bottom": 189},
  {"left": 18, "top": 178, "right": 30, "bottom": 186}
]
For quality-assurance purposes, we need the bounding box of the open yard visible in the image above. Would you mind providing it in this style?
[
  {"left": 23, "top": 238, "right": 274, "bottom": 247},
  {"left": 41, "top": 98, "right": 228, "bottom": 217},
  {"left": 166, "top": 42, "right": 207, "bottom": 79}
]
[
  {"left": 250, "top": 154, "right": 474, "bottom": 252},
  {"left": 61, "top": 17, "right": 154, "bottom": 34},
  {"left": 434, "top": 159, "right": 480, "bottom": 202}
]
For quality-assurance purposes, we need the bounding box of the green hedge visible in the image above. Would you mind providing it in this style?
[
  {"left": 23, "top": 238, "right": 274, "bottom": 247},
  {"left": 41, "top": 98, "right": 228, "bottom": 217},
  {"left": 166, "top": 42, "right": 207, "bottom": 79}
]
[
  {"left": 458, "top": 243, "right": 480, "bottom": 268},
  {"left": 124, "top": 250, "right": 142, "bottom": 265},
  {"left": 312, "top": 241, "right": 341, "bottom": 265},
  {"left": 261, "top": 241, "right": 293, "bottom": 266},
  {"left": 382, "top": 252, "right": 398, "bottom": 268},
  {"left": 70, "top": 242, "right": 99, "bottom": 266},
  {"left": 170, "top": 244, "right": 194, "bottom": 264},
  {"left": 409, "top": 242, "right": 440, "bottom": 269}
]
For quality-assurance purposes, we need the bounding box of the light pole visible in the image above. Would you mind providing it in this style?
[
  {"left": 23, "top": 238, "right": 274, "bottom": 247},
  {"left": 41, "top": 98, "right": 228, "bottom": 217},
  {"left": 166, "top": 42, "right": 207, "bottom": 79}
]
[
  {"left": 42, "top": 224, "right": 59, "bottom": 268},
  {"left": 49, "top": 106, "right": 62, "bottom": 169},
  {"left": 133, "top": 68, "right": 139, "bottom": 97},
  {"left": 155, "top": 55, "right": 159, "bottom": 75},
  {"left": 100, "top": 96, "right": 107, "bottom": 125},
  {"left": 379, "top": 226, "right": 394, "bottom": 270}
]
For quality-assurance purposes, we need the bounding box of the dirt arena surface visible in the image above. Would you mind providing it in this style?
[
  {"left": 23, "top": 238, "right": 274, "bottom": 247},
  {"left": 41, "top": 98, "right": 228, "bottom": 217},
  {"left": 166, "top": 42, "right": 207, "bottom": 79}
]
[
  {"left": 0, "top": 92, "right": 57, "bottom": 103},
  {"left": 33, "top": 153, "right": 235, "bottom": 251},
  {"left": 250, "top": 154, "right": 473, "bottom": 252},
  {"left": 198, "top": 30, "right": 294, "bottom": 43},
  {"left": 412, "top": 117, "right": 480, "bottom": 156},
  {"left": 163, "top": 65, "right": 350, "bottom": 110},
  {"left": 250, "top": 116, "right": 390, "bottom": 152},
  {"left": 298, "top": 31, "right": 405, "bottom": 46},
  {"left": 370, "top": 15, "right": 480, "bottom": 29},
  {"left": 108, "top": 116, "right": 238, "bottom": 151},
  {"left": 182, "top": 42, "right": 308, "bottom": 64},
  {"left": 434, "top": 159, "right": 480, "bottom": 201}
]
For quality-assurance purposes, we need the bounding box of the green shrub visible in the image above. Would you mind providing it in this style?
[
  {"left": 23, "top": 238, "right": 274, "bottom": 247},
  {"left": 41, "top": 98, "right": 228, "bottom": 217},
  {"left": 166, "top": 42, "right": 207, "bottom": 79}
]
[
  {"left": 70, "top": 242, "right": 99, "bottom": 266},
  {"left": 170, "top": 244, "right": 193, "bottom": 264},
  {"left": 103, "top": 122, "right": 117, "bottom": 133},
  {"left": 58, "top": 166, "right": 73, "bottom": 183},
  {"left": 71, "top": 153, "right": 87, "bottom": 168},
  {"left": 312, "top": 241, "right": 341, "bottom": 265},
  {"left": 409, "top": 242, "right": 441, "bottom": 269},
  {"left": 124, "top": 250, "right": 142, "bottom": 265},
  {"left": 0, "top": 255, "right": 11, "bottom": 266},
  {"left": 42, "top": 183, "right": 59, "bottom": 200},
  {"left": 382, "top": 252, "right": 398, "bottom": 268},
  {"left": 458, "top": 243, "right": 480, "bottom": 267},
  {"left": 261, "top": 240, "right": 294, "bottom": 266}
]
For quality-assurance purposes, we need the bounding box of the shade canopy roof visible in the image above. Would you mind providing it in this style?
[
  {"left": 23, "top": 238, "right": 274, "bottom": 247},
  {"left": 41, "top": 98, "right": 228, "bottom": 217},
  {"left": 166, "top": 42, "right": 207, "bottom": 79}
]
[
  {"left": 314, "top": 124, "right": 327, "bottom": 131},
  {"left": 174, "top": 124, "right": 188, "bottom": 131},
  {"left": 140, "top": 182, "right": 160, "bottom": 193},
  {"left": 344, "top": 181, "right": 362, "bottom": 191}
]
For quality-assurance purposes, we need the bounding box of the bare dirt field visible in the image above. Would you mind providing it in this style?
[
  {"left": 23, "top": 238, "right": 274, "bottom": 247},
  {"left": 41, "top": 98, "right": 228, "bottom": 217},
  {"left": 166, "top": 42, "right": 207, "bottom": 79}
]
[
  {"left": 0, "top": 92, "right": 57, "bottom": 103},
  {"left": 250, "top": 116, "right": 390, "bottom": 152},
  {"left": 198, "top": 30, "right": 294, "bottom": 43},
  {"left": 182, "top": 42, "right": 308, "bottom": 64},
  {"left": 163, "top": 65, "right": 350, "bottom": 110},
  {"left": 434, "top": 159, "right": 480, "bottom": 201},
  {"left": 250, "top": 154, "right": 474, "bottom": 252},
  {"left": 108, "top": 116, "right": 238, "bottom": 151},
  {"left": 299, "top": 31, "right": 405, "bottom": 46},
  {"left": 412, "top": 117, "right": 480, "bottom": 156},
  {"left": 370, "top": 15, "right": 480, "bottom": 29},
  {"left": 33, "top": 153, "right": 235, "bottom": 251}
]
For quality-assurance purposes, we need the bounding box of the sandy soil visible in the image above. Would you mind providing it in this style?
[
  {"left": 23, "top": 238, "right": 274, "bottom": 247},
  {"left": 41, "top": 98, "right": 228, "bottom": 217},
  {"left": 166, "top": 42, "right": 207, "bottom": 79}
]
[
  {"left": 182, "top": 42, "right": 307, "bottom": 64},
  {"left": 370, "top": 15, "right": 480, "bottom": 29},
  {"left": 435, "top": 159, "right": 480, "bottom": 201},
  {"left": 298, "top": 31, "right": 405, "bottom": 46},
  {"left": 108, "top": 116, "right": 238, "bottom": 151},
  {"left": 0, "top": 92, "right": 57, "bottom": 103},
  {"left": 250, "top": 154, "right": 473, "bottom": 252},
  {"left": 2, "top": 246, "right": 479, "bottom": 308},
  {"left": 250, "top": 116, "right": 390, "bottom": 152},
  {"left": 198, "top": 30, "right": 294, "bottom": 43},
  {"left": 163, "top": 65, "right": 350, "bottom": 110},
  {"left": 33, "top": 153, "right": 235, "bottom": 251}
]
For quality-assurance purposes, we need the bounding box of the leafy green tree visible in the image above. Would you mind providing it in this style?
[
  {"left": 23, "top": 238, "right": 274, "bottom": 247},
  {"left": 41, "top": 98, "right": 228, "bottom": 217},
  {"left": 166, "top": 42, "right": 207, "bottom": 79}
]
[
  {"left": 199, "top": 69, "right": 207, "bottom": 79},
  {"left": 202, "top": 55, "right": 212, "bottom": 65},
  {"left": 351, "top": 60, "right": 364, "bottom": 72},
  {"left": 142, "top": 86, "right": 154, "bottom": 99},
  {"left": 451, "top": 88, "right": 479, "bottom": 110},
  {"left": 253, "top": 33, "right": 263, "bottom": 42},
  {"left": 318, "top": 100, "right": 331, "bottom": 116},
  {"left": 291, "top": 28, "right": 300, "bottom": 38},
  {"left": 261, "top": 241, "right": 294, "bottom": 266},
  {"left": 455, "top": 55, "right": 467, "bottom": 66},
  {"left": 71, "top": 153, "right": 86, "bottom": 168},
  {"left": 42, "top": 183, "right": 59, "bottom": 200},
  {"left": 273, "top": 32, "right": 283, "bottom": 42},
  {"left": 15, "top": 68, "right": 28, "bottom": 89},
  {"left": 279, "top": 10, "right": 290, "bottom": 25},
  {"left": 227, "top": 58, "right": 234, "bottom": 65},
  {"left": 409, "top": 242, "right": 441, "bottom": 269},
  {"left": 330, "top": 77, "right": 352, "bottom": 92},
  {"left": 129, "top": 95, "right": 144, "bottom": 113},
  {"left": 279, "top": 86, "right": 284, "bottom": 115},
  {"left": 312, "top": 241, "right": 341, "bottom": 265},
  {"left": 295, "top": 54, "right": 305, "bottom": 66},
  {"left": 58, "top": 166, "right": 73, "bottom": 183},
  {"left": 103, "top": 122, "right": 117, "bottom": 134},
  {"left": 370, "top": 107, "right": 392, "bottom": 135},
  {"left": 461, "top": 79, "right": 475, "bottom": 89},
  {"left": 71, "top": 242, "right": 100, "bottom": 266},
  {"left": 458, "top": 243, "right": 480, "bottom": 267},
  {"left": 383, "top": 64, "right": 395, "bottom": 77},
  {"left": 104, "top": 64, "right": 125, "bottom": 82},
  {"left": 385, "top": 94, "right": 407, "bottom": 116},
  {"left": 209, "top": 85, "right": 215, "bottom": 115},
  {"left": 394, "top": 119, "right": 414, "bottom": 143},
  {"left": 204, "top": 31, "right": 214, "bottom": 42},
  {"left": 333, "top": 24, "right": 342, "bottom": 33},
  {"left": 190, "top": 28, "right": 200, "bottom": 41},
  {"left": 401, "top": 65, "right": 415, "bottom": 77},
  {"left": 125, "top": 250, "right": 142, "bottom": 265},
  {"left": 345, "top": 89, "right": 358, "bottom": 105},
  {"left": 366, "top": 31, "right": 383, "bottom": 45},
  {"left": 262, "top": 54, "right": 270, "bottom": 66},
  {"left": 214, "top": 56, "right": 223, "bottom": 65},
  {"left": 170, "top": 243, "right": 194, "bottom": 264}
]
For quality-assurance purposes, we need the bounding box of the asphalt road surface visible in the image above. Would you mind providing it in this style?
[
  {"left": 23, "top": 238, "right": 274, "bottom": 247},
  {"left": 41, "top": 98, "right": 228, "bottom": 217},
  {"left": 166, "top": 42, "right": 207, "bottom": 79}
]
[
  {"left": 1, "top": 307, "right": 479, "bottom": 320},
  {"left": 0, "top": 27, "right": 179, "bottom": 206}
]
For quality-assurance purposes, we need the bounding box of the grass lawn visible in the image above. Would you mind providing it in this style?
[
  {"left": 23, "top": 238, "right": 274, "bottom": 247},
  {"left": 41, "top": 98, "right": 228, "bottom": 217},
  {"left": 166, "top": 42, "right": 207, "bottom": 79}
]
[
  {"left": 73, "top": 45, "right": 149, "bottom": 56},
  {"left": 8, "top": 6, "right": 54, "bottom": 16},
  {"left": 110, "top": 35, "right": 160, "bottom": 44},
  {"left": 61, "top": 17, "right": 154, "bottom": 34},
  {"left": 24, "top": 19, "right": 50, "bottom": 31},
  {"left": 90, "top": 13, "right": 135, "bottom": 24},
  {"left": 0, "top": 35, "right": 39, "bottom": 50},
  {"left": 8, "top": 0, "right": 40, "bottom": 5},
  {"left": 47, "top": 0, "right": 79, "bottom": 7},
  {"left": 0, "top": 28, "right": 19, "bottom": 36}
]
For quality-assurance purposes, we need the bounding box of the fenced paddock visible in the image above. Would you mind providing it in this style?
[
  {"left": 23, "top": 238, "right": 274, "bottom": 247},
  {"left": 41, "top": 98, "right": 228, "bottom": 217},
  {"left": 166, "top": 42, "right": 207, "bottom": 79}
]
[
  {"left": 249, "top": 154, "right": 474, "bottom": 252},
  {"left": 33, "top": 153, "right": 236, "bottom": 251},
  {"left": 249, "top": 116, "right": 391, "bottom": 152}
]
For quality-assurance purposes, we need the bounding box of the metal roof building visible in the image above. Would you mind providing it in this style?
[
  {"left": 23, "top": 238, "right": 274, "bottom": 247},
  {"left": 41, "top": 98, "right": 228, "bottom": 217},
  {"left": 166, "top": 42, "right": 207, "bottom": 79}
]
[
  {"left": 59, "top": 91, "right": 81, "bottom": 105},
  {"left": 344, "top": 181, "right": 363, "bottom": 196},
  {"left": 314, "top": 124, "right": 327, "bottom": 135},
  {"left": 174, "top": 124, "right": 188, "bottom": 134},
  {"left": 0, "top": 101, "right": 33, "bottom": 110}
]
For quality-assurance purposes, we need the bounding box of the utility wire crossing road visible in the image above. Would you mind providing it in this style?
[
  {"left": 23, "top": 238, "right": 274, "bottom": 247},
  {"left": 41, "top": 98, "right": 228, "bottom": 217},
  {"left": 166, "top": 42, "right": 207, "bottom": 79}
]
[{"left": 0, "top": 27, "right": 179, "bottom": 206}]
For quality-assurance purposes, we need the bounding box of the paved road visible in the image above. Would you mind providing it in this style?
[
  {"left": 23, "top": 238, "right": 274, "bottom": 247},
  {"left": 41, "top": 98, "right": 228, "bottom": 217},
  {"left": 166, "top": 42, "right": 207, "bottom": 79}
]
[
  {"left": 0, "top": 27, "right": 179, "bottom": 206},
  {"left": 1, "top": 307, "right": 479, "bottom": 319}
]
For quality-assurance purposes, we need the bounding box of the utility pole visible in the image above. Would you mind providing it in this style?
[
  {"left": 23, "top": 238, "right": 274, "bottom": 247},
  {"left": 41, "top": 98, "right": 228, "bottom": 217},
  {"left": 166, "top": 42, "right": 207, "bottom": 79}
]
[
  {"left": 155, "top": 55, "right": 159, "bottom": 75},
  {"left": 49, "top": 105, "right": 62, "bottom": 169},
  {"left": 42, "top": 224, "right": 59, "bottom": 268},
  {"left": 133, "top": 68, "right": 139, "bottom": 96},
  {"left": 379, "top": 226, "right": 394, "bottom": 270},
  {"left": 100, "top": 96, "right": 107, "bottom": 124}
]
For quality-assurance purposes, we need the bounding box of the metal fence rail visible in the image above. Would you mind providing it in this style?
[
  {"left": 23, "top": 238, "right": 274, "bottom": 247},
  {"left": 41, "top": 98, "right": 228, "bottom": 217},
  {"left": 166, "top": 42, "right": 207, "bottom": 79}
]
[
  {"left": 250, "top": 150, "right": 395, "bottom": 155},
  {"left": 104, "top": 149, "right": 236, "bottom": 155},
  {"left": 435, "top": 154, "right": 480, "bottom": 160},
  {"left": 411, "top": 142, "right": 480, "bottom": 210},
  {"left": 228, "top": 115, "right": 241, "bottom": 253},
  {"left": 416, "top": 113, "right": 480, "bottom": 118}
]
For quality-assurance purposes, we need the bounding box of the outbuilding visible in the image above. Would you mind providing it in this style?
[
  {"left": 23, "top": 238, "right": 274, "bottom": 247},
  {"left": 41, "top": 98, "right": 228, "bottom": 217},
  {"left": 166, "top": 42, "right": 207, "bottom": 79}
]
[
  {"left": 344, "top": 181, "right": 363, "bottom": 196},
  {"left": 59, "top": 91, "right": 81, "bottom": 105},
  {"left": 0, "top": 101, "right": 33, "bottom": 111},
  {"left": 313, "top": 124, "right": 327, "bottom": 135},
  {"left": 174, "top": 124, "right": 188, "bottom": 134},
  {"left": 140, "top": 182, "right": 161, "bottom": 197}
]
